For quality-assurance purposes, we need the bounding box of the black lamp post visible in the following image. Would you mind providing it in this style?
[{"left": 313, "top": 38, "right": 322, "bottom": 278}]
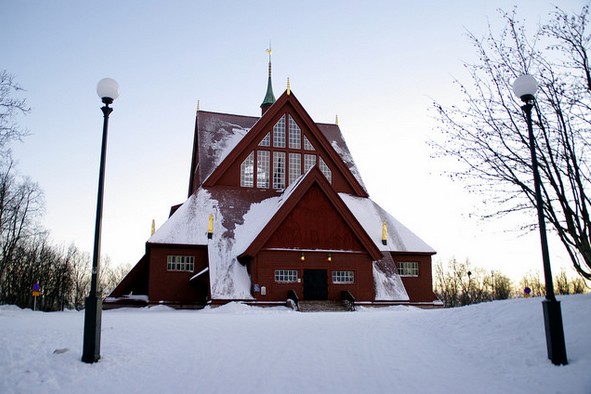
[
  {"left": 513, "top": 74, "right": 568, "bottom": 365},
  {"left": 82, "top": 77, "right": 119, "bottom": 363}
]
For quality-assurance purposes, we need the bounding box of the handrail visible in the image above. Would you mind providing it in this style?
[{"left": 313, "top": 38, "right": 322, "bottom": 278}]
[
  {"left": 341, "top": 291, "right": 356, "bottom": 311},
  {"left": 287, "top": 289, "right": 299, "bottom": 311}
]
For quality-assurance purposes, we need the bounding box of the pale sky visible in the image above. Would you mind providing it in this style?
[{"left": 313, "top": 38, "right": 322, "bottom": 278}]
[{"left": 2, "top": 0, "right": 587, "bottom": 282}]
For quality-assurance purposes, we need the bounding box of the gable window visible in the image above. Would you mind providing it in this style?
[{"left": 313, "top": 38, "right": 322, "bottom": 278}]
[
  {"left": 239, "top": 114, "right": 335, "bottom": 189},
  {"left": 167, "top": 255, "right": 195, "bottom": 272},
  {"left": 240, "top": 152, "right": 254, "bottom": 187},
  {"left": 273, "top": 151, "right": 285, "bottom": 189},
  {"left": 332, "top": 270, "right": 354, "bottom": 284},
  {"left": 398, "top": 262, "right": 419, "bottom": 277},
  {"left": 288, "top": 115, "right": 301, "bottom": 149},
  {"left": 257, "top": 150, "right": 270, "bottom": 188},
  {"left": 273, "top": 115, "right": 286, "bottom": 148}
]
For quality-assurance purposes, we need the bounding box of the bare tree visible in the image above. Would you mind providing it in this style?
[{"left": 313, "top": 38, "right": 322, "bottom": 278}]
[
  {"left": 432, "top": 7, "right": 591, "bottom": 280},
  {"left": 434, "top": 258, "right": 512, "bottom": 307},
  {"left": 0, "top": 70, "right": 30, "bottom": 156}
]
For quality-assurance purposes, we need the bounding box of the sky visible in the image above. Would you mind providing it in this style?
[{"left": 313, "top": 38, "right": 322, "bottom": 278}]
[{"left": 1, "top": 0, "right": 588, "bottom": 283}]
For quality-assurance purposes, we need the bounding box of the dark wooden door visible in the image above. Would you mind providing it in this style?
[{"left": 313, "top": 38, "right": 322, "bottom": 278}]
[{"left": 303, "top": 269, "right": 328, "bottom": 300}]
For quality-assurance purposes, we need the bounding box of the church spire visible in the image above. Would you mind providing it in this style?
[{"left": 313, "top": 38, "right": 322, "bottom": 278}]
[{"left": 260, "top": 45, "right": 276, "bottom": 115}]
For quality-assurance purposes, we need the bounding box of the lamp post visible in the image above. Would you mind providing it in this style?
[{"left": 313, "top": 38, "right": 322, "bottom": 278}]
[
  {"left": 512, "top": 74, "right": 567, "bottom": 365},
  {"left": 82, "top": 78, "right": 119, "bottom": 363}
]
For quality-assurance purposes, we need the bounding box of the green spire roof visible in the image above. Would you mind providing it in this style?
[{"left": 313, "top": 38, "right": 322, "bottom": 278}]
[{"left": 260, "top": 47, "right": 276, "bottom": 110}]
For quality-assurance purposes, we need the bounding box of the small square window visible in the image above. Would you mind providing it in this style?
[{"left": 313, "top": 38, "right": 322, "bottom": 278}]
[
  {"left": 275, "top": 269, "right": 298, "bottom": 283},
  {"left": 332, "top": 270, "right": 354, "bottom": 284},
  {"left": 398, "top": 262, "right": 419, "bottom": 277},
  {"left": 167, "top": 256, "right": 195, "bottom": 272}
]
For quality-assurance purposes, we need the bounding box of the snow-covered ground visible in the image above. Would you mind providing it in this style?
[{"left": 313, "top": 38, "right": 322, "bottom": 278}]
[{"left": 1, "top": 295, "right": 589, "bottom": 394}]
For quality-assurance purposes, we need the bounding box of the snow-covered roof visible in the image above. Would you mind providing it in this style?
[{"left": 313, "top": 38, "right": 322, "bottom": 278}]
[
  {"left": 148, "top": 181, "right": 434, "bottom": 300},
  {"left": 340, "top": 194, "right": 435, "bottom": 254}
]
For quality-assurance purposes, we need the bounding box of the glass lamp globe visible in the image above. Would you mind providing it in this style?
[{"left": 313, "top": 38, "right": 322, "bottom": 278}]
[
  {"left": 513, "top": 74, "right": 538, "bottom": 100},
  {"left": 96, "top": 78, "right": 120, "bottom": 102}
]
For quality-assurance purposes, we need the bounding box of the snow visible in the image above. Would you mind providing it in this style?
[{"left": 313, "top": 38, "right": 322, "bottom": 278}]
[
  {"left": 341, "top": 193, "right": 435, "bottom": 253},
  {"left": 372, "top": 261, "right": 409, "bottom": 301},
  {"left": 1, "top": 295, "right": 589, "bottom": 393}
]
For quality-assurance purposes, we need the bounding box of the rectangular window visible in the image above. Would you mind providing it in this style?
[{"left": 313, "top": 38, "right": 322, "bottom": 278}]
[
  {"left": 273, "top": 151, "right": 285, "bottom": 189},
  {"left": 303, "top": 135, "right": 315, "bottom": 151},
  {"left": 332, "top": 270, "right": 354, "bottom": 284},
  {"left": 319, "top": 157, "right": 332, "bottom": 183},
  {"left": 273, "top": 115, "right": 286, "bottom": 148},
  {"left": 304, "top": 154, "right": 316, "bottom": 173},
  {"left": 257, "top": 150, "right": 270, "bottom": 188},
  {"left": 288, "top": 116, "right": 301, "bottom": 149},
  {"left": 398, "top": 262, "right": 419, "bottom": 277},
  {"left": 288, "top": 153, "right": 301, "bottom": 185},
  {"left": 167, "top": 255, "right": 195, "bottom": 272},
  {"left": 240, "top": 151, "right": 254, "bottom": 187},
  {"left": 275, "top": 269, "right": 298, "bottom": 283},
  {"left": 259, "top": 132, "right": 270, "bottom": 147}
]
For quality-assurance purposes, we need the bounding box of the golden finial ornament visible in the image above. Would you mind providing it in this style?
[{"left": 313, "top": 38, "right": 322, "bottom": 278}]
[
  {"left": 151, "top": 219, "right": 156, "bottom": 236},
  {"left": 287, "top": 77, "right": 291, "bottom": 95},
  {"left": 335, "top": 114, "right": 339, "bottom": 125}
]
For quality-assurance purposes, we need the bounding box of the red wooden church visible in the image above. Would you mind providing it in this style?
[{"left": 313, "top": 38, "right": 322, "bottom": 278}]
[{"left": 108, "top": 56, "right": 439, "bottom": 309}]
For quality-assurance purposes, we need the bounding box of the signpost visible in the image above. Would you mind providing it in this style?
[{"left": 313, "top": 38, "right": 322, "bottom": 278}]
[{"left": 32, "top": 281, "right": 41, "bottom": 310}]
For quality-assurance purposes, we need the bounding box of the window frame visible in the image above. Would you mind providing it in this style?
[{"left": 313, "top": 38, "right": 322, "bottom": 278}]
[
  {"left": 332, "top": 270, "right": 355, "bottom": 284},
  {"left": 167, "top": 255, "right": 195, "bottom": 272},
  {"left": 397, "top": 261, "right": 419, "bottom": 277},
  {"left": 274, "top": 269, "right": 299, "bottom": 283}
]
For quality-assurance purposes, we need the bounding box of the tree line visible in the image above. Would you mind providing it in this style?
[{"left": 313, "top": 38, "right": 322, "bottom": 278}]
[
  {"left": 0, "top": 70, "right": 129, "bottom": 311},
  {"left": 434, "top": 258, "right": 588, "bottom": 308}
]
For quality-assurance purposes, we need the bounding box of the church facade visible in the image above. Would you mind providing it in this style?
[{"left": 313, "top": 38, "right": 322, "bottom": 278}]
[{"left": 108, "top": 62, "right": 439, "bottom": 309}]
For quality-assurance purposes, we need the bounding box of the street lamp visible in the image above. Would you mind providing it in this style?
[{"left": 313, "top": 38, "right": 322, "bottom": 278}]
[
  {"left": 513, "top": 74, "right": 568, "bottom": 365},
  {"left": 82, "top": 78, "right": 119, "bottom": 363}
]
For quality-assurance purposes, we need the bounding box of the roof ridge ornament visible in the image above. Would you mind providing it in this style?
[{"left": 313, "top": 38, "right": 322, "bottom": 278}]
[{"left": 287, "top": 77, "right": 291, "bottom": 95}]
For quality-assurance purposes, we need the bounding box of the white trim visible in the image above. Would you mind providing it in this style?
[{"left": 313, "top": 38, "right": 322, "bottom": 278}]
[{"left": 189, "top": 267, "right": 209, "bottom": 281}]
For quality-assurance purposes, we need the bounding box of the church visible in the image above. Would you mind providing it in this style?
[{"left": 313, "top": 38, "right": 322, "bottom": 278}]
[{"left": 107, "top": 54, "right": 439, "bottom": 309}]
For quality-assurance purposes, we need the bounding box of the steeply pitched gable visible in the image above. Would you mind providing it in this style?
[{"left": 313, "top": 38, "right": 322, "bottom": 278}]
[
  {"left": 240, "top": 166, "right": 382, "bottom": 260},
  {"left": 202, "top": 91, "right": 368, "bottom": 197}
]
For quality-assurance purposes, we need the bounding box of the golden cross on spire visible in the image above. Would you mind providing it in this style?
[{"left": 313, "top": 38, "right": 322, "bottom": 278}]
[{"left": 266, "top": 43, "right": 272, "bottom": 77}]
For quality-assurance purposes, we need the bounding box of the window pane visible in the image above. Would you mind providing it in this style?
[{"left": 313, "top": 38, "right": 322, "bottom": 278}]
[
  {"left": 319, "top": 157, "right": 332, "bottom": 183},
  {"left": 303, "top": 135, "right": 315, "bottom": 151},
  {"left": 240, "top": 151, "right": 254, "bottom": 187},
  {"left": 304, "top": 154, "right": 316, "bottom": 173},
  {"left": 167, "top": 255, "right": 195, "bottom": 272},
  {"left": 257, "top": 150, "right": 270, "bottom": 188},
  {"left": 273, "top": 115, "right": 286, "bottom": 148},
  {"left": 398, "top": 262, "right": 419, "bottom": 276},
  {"left": 273, "top": 151, "right": 285, "bottom": 189},
  {"left": 275, "top": 269, "right": 298, "bottom": 283},
  {"left": 259, "top": 132, "right": 270, "bottom": 147},
  {"left": 288, "top": 116, "right": 301, "bottom": 149},
  {"left": 288, "top": 153, "right": 301, "bottom": 185},
  {"left": 332, "top": 270, "right": 354, "bottom": 284}
]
